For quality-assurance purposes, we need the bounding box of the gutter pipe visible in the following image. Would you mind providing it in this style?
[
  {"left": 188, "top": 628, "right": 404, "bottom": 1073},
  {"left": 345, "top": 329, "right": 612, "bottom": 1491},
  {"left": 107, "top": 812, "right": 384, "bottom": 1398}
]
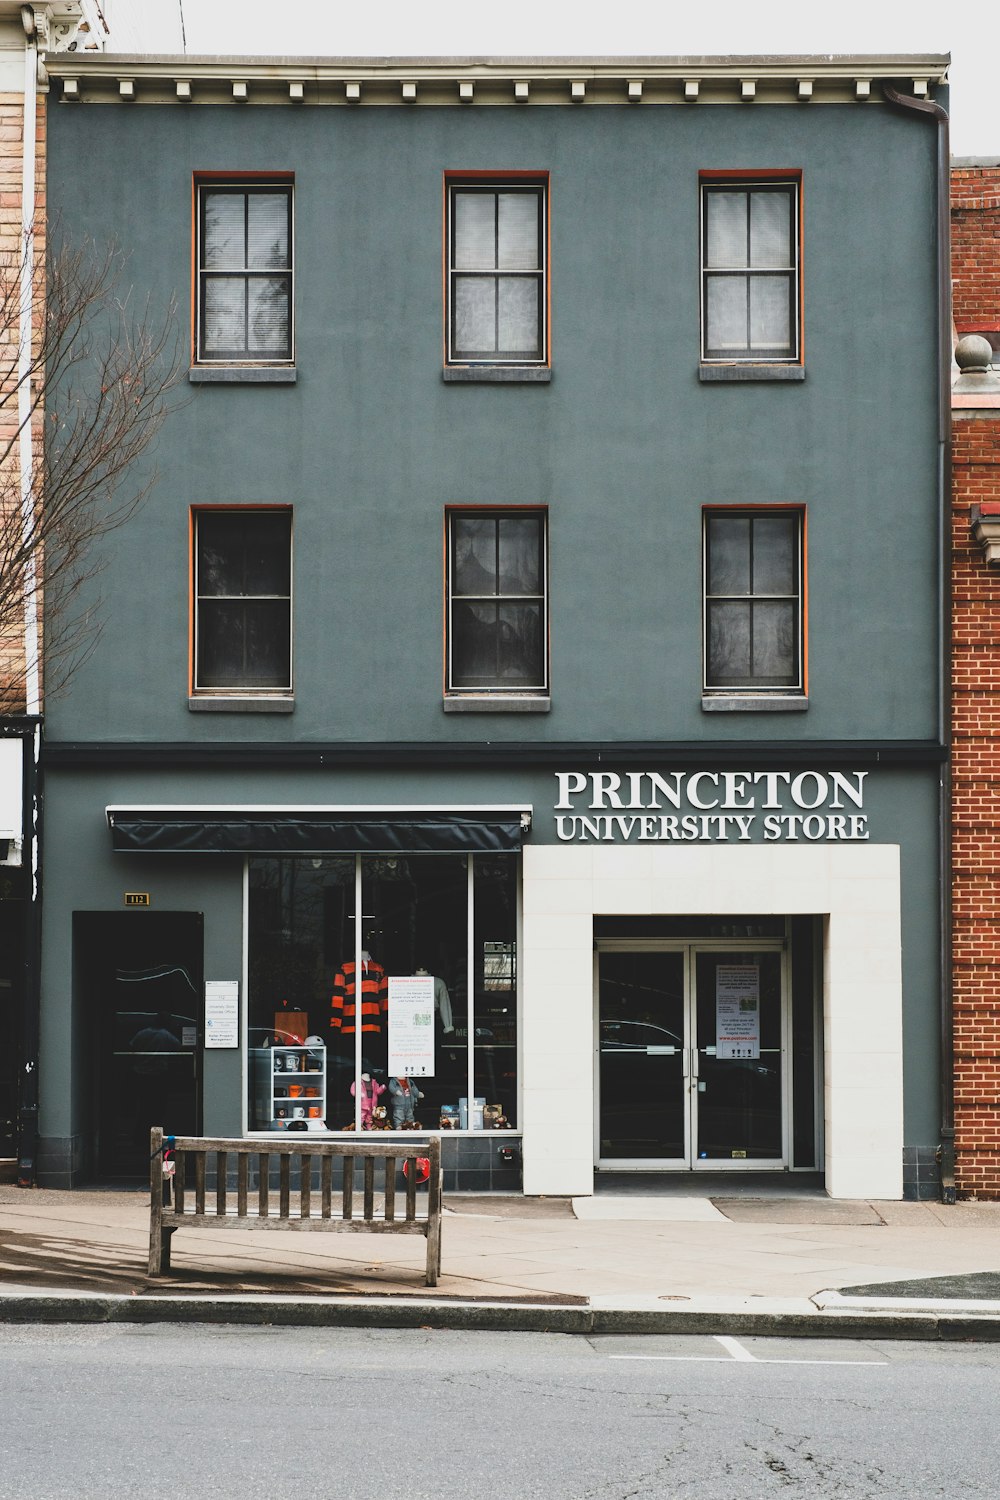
[
  {"left": 15, "top": 5, "right": 41, "bottom": 1186},
  {"left": 883, "top": 83, "right": 955, "bottom": 1204}
]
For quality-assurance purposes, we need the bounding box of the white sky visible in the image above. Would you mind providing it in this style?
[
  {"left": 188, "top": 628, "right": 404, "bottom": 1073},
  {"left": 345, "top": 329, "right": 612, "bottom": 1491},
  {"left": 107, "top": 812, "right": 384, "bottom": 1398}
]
[{"left": 157, "top": 0, "right": 996, "bottom": 156}]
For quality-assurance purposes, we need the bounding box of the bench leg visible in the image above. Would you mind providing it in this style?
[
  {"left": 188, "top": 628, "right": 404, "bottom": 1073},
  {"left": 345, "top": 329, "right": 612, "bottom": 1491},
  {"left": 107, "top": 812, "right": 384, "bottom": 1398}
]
[
  {"left": 148, "top": 1226, "right": 175, "bottom": 1277},
  {"left": 426, "top": 1218, "right": 441, "bottom": 1288}
]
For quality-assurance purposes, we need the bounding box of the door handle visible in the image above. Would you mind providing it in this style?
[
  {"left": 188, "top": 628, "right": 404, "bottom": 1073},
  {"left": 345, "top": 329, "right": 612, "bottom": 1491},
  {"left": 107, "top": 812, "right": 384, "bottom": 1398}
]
[{"left": 691, "top": 1048, "right": 699, "bottom": 1080}]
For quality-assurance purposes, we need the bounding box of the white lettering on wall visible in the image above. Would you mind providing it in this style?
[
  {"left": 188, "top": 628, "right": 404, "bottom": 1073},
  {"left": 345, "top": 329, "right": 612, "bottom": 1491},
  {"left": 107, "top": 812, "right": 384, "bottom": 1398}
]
[{"left": 553, "top": 770, "right": 870, "bottom": 844}]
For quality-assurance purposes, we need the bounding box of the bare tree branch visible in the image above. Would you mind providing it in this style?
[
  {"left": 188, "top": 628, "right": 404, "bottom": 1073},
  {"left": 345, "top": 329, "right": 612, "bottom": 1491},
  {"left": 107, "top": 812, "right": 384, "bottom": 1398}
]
[{"left": 0, "top": 224, "right": 184, "bottom": 708}]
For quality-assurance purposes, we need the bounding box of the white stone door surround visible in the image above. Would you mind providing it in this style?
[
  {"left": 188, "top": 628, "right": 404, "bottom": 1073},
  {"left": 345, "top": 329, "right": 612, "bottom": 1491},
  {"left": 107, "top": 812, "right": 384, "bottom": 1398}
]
[{"left": 520, "top": 842, "right": 903, "bottom": 1200}]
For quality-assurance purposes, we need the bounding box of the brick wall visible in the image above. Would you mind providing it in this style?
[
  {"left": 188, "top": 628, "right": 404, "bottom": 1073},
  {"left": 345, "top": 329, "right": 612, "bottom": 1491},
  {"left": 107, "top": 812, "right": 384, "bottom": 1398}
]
[
  {"left": 952, "top": 164, "right": 1000, "bottom": 350},
  {"left": 952, "top": 163, "right": 1000, "bottom": 1196},
  {"left": 0, "top": 88, "right": 45, "bottom": 714}
]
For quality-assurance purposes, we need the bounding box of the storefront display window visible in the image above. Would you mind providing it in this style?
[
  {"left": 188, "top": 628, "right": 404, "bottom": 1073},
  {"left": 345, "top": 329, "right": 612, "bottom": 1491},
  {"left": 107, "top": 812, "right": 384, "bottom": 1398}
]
[{"left": 247, "top": 853, "right": 518, "bottom": 1133}]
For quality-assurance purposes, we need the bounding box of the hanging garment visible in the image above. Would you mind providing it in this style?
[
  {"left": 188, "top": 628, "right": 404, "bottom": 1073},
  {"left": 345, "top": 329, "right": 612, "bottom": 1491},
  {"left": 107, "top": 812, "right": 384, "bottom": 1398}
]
[{"left": 330, "top": 958, "right": 388, "bottom": 1036}]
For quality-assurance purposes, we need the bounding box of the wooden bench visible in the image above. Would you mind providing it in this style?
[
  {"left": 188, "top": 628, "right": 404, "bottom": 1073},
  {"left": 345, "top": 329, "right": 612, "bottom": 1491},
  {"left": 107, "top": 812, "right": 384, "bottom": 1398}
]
[{"left": 148, "top": 1128, "right": 442, "bottom": 1286}]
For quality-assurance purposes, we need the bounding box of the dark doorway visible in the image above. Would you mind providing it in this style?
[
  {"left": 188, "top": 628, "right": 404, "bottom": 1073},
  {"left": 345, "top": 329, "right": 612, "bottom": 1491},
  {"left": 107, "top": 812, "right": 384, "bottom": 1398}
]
[
  {"left": 0, "top": 872, "right": 27, "bottom": 1162},
  {"left": 75, "top": 912, "right": 203, "bottom": 1179}
]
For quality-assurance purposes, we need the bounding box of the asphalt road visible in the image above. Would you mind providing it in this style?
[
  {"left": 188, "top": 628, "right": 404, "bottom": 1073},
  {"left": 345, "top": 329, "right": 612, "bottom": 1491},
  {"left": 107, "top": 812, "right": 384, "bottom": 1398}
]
[{"left": 1, "top": 1326, "right": 997, "bottom": 1498}]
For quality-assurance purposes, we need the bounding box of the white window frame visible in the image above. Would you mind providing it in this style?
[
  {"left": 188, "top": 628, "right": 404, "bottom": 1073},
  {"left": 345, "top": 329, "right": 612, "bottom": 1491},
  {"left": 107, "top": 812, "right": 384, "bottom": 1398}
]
[{"left": 700, "top": 178, "right": 801, "bottom": 365}]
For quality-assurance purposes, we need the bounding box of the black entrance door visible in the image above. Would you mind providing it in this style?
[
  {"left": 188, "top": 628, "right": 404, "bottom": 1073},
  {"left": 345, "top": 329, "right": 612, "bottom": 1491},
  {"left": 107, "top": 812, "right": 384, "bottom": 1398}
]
[{"left": 76, "top": 912, "right": 203, "bottom": 1178}]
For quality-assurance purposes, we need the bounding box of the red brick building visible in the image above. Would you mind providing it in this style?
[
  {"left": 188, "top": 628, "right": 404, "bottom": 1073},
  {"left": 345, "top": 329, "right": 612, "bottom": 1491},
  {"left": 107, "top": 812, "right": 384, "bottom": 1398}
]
[{"left": 951, "top": 159, "right": 1000, "bottom": 1197}]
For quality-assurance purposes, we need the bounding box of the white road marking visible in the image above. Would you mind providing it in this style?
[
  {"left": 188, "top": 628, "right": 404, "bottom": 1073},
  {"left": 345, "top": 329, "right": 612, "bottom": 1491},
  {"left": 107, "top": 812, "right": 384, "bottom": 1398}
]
[
  {"left": 715, "top": 1335, "right": 756, "bottom": 1361},
  {"left": 610, "top": 1335, "right": 888, "bottom": 1368}
]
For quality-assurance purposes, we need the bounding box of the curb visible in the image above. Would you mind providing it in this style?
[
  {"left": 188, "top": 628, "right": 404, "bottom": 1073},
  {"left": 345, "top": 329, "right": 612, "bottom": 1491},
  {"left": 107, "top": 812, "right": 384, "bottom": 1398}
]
[{"left": 3, "top": 1293, "right": 1000, "bottom": 1339}]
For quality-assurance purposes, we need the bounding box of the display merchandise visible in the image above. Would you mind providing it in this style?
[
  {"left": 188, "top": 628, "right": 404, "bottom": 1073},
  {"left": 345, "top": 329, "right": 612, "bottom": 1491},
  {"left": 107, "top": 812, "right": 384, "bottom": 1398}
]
[
  {"left": 329, "top": 954, "right": 388, "bottom": 1037},
  {"left": 414, "top": 968, "right": 454, "bottom": 1034},
  {"left": 247, "top": 854, "right": 519, "bottom": 1133},
  {"left": 388, "top": 1075, "right": 425, "bottom": 1128},
  {"left": 251, "top": 1042, "right": 327, "bottom": 1131},
  {"left": 349, "top": 1072, "right": 386, "bottom": 1128}
]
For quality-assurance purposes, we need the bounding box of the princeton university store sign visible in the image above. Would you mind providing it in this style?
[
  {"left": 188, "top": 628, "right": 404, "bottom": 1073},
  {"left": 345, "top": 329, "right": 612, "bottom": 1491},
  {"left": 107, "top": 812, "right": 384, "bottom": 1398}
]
[{"left": 554, "top": 771, "right": 871, "bottom": 844}]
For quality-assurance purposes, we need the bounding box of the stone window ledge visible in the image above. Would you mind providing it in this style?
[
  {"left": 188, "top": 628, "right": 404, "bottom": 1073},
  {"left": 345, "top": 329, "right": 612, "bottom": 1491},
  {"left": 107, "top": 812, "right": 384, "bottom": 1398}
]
[
  {"left": 443, "top": 366, "right": 551, "bottom": 384},
  {"left": 189, "top": 696, "right": 295, "bottom": 713},
  {"left": 702, "top": 695, "right": 808, "bottom": 713},
  {"left": 443, "top": 695, "right": 551, "bottom": 713},
  {"left": 699, "top": 363, "right": 805, "bottom": 383},
  {"left": 189, "top": 366, "right": 297, "bottom": 384}
]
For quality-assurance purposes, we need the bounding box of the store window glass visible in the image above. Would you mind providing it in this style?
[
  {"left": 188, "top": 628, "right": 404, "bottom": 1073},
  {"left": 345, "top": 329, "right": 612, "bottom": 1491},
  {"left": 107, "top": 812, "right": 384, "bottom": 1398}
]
[
  {"left": 247, "top": 853, "right": 518, "bottom": 1134},
  {"left": 474, "top": 858, "right": 518, "bottom": 1127}
]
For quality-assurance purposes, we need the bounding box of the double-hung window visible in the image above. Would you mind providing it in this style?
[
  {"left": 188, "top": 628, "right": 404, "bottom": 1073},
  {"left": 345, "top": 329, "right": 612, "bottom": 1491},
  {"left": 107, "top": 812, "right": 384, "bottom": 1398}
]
[
  {"left": 446, "top": 179, "right": 547, "bottom": 367},
  {"left": 195, "top": 180, "right": 293, "bottom": 365},
  {"left": 701, "top": 178, "right": 800, "bottom": 364},
  {"left": 446, "top": 510, "right": 548, "bottom": 698},
  {"left": 703, "top": 509, "right": 804, "bottom": 698},
  {"left": 193, "top": 509, "right": 292, "bottom": 698}
]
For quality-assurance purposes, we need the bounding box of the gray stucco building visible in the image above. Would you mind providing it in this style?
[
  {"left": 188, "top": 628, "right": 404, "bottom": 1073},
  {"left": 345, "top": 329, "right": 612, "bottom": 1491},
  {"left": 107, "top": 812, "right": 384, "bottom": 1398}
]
[{"left": 38, "top": 53, "right": 951, "bottom": 1197}]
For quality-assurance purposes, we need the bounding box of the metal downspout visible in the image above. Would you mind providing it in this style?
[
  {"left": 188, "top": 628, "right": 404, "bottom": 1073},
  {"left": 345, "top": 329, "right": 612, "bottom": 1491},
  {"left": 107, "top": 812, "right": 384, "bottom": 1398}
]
[
  {"left": 15, "top": 7, "right": 41, "bottom": 1186},
  {"left": 883, "top": 83, "right": 955, "bottom": 1203},
  {"left": 18, "top": 6, "right": 39, "bottom": 716}
]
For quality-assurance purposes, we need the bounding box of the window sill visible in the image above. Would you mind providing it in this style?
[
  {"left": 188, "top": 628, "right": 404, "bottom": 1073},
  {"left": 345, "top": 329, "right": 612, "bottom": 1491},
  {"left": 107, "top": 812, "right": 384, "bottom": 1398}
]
[
  {"left": 189, "top": 696, "right": 295, "bottom": 713},
  {"left": 699, "top": 363, "right": 805, "bottom": 383},
  {"left": 702, "top": 695, "right": 808, "bottom": 713},
  {"left": 189, "top": 366, "right": 297, "bottom": 384},
  {"left": 443, "top": 695, "right": 551, "bottom": 714},
  {"left": 443, "top": 366, "right": 551, "bottom": 384}
]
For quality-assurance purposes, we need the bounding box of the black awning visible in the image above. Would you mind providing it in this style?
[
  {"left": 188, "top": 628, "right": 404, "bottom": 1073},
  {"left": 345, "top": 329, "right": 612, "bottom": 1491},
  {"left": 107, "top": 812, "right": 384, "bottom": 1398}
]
[{"left": 107, "top": 807, "right": 529, "bottom": 856}]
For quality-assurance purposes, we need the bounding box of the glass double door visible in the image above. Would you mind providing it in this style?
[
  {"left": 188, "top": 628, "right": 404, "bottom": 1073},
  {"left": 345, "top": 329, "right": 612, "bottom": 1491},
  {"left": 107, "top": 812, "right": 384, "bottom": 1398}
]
[{"left": 597, "top": 944, "right": 786, "bottom": 1168}]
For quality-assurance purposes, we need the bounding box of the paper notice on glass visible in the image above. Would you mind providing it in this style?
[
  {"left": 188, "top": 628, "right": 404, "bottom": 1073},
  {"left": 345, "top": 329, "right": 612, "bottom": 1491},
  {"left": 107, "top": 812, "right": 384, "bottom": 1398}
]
[
  {"left": 715, "top": 965, "right": 760, "bottom": 1059},
  {"left": 204, "top": 980, "right": 239, "bottom": 1049},
  {"left": 387, "top": 975, "right": 435, "bottom": 1077}
]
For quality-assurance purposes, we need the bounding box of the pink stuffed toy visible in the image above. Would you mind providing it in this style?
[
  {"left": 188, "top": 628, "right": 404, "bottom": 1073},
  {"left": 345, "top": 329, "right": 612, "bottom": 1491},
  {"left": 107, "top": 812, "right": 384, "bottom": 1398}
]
[{"left": 350, "top": 1073, "right": 386, "bottom": 1129}]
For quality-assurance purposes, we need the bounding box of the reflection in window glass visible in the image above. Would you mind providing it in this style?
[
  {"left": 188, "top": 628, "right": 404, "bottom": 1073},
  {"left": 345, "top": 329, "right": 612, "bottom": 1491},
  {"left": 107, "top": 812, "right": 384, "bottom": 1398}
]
[
  {"left": 247, "top": 854, "right": 518, "bottom": 1133},
  {"left": 704, "top": 510, "right": 803, "bottom": 693},
  {"left": 475, "top": 858, "right": 518, "bottom": 1127}
]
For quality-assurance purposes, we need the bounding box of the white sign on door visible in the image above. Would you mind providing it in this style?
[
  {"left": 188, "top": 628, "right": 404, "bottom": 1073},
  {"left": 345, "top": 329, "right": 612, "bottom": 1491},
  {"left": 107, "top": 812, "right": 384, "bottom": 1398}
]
[
  {"left": 715, "top": 965, "right": 760, "bottom": 1060},
  {"left": 204, "top": 980, "right": 239, "bottom": 1049}
]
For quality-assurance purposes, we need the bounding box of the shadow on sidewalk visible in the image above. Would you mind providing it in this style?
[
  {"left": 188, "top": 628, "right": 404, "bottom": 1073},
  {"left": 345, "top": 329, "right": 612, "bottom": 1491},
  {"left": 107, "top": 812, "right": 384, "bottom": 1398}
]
[{"left": 0, "top": 1228, "right": 587, "bottom": 1303}]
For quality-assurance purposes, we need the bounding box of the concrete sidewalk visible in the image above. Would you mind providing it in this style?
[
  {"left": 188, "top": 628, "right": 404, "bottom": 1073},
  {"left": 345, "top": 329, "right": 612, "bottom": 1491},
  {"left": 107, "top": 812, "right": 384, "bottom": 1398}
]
[{"left": 2, "top": 1185, "right": 1000, "bottom": 1337}]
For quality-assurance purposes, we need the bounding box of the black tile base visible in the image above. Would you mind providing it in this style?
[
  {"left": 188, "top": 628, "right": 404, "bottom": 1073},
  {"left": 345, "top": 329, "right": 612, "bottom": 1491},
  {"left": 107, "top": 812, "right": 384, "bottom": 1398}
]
[{"left": 902, "top": 1144, "right": 941, "bottom": 1202}]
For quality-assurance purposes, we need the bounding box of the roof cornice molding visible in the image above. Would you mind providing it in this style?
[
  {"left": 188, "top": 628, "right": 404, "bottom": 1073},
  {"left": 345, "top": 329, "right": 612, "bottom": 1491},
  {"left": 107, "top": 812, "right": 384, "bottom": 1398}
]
[{"left": 43, "top": 51, "right": 951, "bottom": 108}]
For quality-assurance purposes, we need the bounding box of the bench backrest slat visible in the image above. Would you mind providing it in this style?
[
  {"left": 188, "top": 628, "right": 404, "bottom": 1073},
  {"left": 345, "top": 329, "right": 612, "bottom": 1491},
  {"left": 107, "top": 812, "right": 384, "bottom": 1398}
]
[
  {"left": 237, "top": 1154, "right": 249, "bottom": 1216},
  {"left": 258, "top": 1154, "right": 269, "bottom": 1218},
  {"left": 405, "top": 1160, "right": 417, "bottom": 1221},
  {"left": 363, "top": 1156, "right": 375, "bottom": 1221},
  {"left": 300, "top": 1153, "right": 311, "bottom": 1218},
  {"left": 279, "top": 1155, "right": 291, "bottom": 1218},
  {"left": 384, "top": 1158, "right": 396, "bottom": 1222},
  {"left": 321, "top": 1154, "right": 333, "bottom": 1219},
  {"left": 216, "top": 1151, "right": 227, "bottom": 1217},
  {"left": 195, "top": 1152, "right": 206, "bottom": 1215},
  {"left": 342, "top": 1155, "right": 354, "bottom": 1219}
]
